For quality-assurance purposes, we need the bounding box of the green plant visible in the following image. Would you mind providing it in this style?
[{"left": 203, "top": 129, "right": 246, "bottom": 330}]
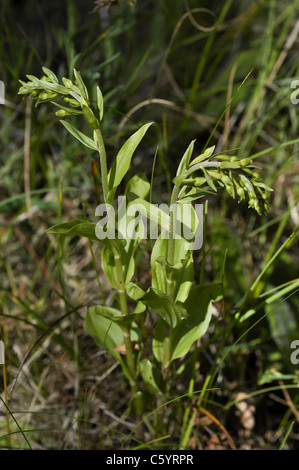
[{"left": 18, "top": 67, "right": 272, "bottom": 421}]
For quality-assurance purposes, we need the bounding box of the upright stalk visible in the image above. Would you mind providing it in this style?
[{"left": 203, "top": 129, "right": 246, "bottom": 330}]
[
  {"left": 113, "top": 250, "right": 137, "bottom": 393},
  {"left": 167, "top": 184, "right": 180, "bottom": 297},
  {"left": 94, "top": 128, "right": 109, "bottom": 204},
  {"left": 95, "top": 126, "right": 137, "bottom": 393}
]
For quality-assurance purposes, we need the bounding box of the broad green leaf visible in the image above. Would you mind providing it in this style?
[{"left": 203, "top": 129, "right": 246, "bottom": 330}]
[
  {"left": 117, "top": 196, "right": 146, "bottom": 245},
  {"left": 114, "top": 188, "right": 149, "bottom": 288},
  {"left": 151, "top": 236, "right": 168, "bottom": 294},
  {"left": 86, "top": 304, "right": 139, "bottom": 325},
  {"left": 108, "top": 122, "right": 153, "bottom": 200},
  {"left": 176, "top": 140, "right": 196, "bottom": 177},
  {"left": 175, "top": 200, "right": 200, "bottom": 247},
  {"left": 101, "top": 245, "right": 135, "bottom": 290},
  {"left": 265, "top": 283, "right": 297, "bottom": 352},
  {"left": 60, "top": 120, "right": 98, "bottom": 150},
  {"left": 126, "top": 283, "right": 187, "bottom": 328},
  {"left": 169, "top": 283, "right": 223, "bottom": 362},
  {"left": 84, "top": 305, "right": 141, "bottom": 359},
  {"left": 134, "top": 301, "right": 147, "bottom": 314},
  {"left": 154, "top": 255, "right": 194, "bottom": 303},
  {"left": 47, "top": 219, "right": 98, "bottom": 240},
  {"left": 84, "top": 306, "right": 124, "bottom": 362},
  {"left": 139, "top": 359, "right": 164, "bottom": 394},
  {"left": 151, "top": 229, "right": 195, "bottom": 302},
  {"left": 125, "top": 173, "right": 150, "bottom": 200},
  {"left": 152, "top": 319, "right": 171, "bottom": 365},
  {"left": 126, "top": 282, "right": 145, "bottom": 301},
  {"left": 47, "top": 219, "right": 124, "bottom": 252},
  {"left": 151, "top": 203, "right": 200, "bottom": 302},
  {"left": 128, "top": 198, "right": 170, "bottom": 232}
]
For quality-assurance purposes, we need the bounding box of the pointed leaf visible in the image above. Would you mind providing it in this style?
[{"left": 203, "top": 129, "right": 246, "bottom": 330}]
[
  {"left": 84, "top": 305, "right": 141, "bottom": 359},
  {"left": 47, "top": 219, "right": 98, "bottom": 240},
  {"left": 128, "top": 198, "right": 170, "bottom": 232},
  {"left": 125, "top": 173, "right": 150, "bottom": 200},
  {"left": 60, "top": 120, "right": 98, "bottom": 150},
  {"left": 151, "top": 234, "right": 195, "bottom": 301},
  {"left": 96, "top": 85, "right": 104, "bottom": 121},
  {"left": 153, "top": 319, "right": 171, "bottom": 365},
  {"left": 84, "top": 306, "right": 124, "bottom": 361},
  {"left": 108, "top": 122, "right": 153, "bottom": 199},
  {"left": 126, "top": 284, "right": 187, "bottom": 328},
  {"left": 140, "top": 359, "right": 164, "bottom": 394},
  {"left": 176, "top": 140, "right": 196, "bottom": 177},
  {"left": 169, "top": 283, "right": 223, "bottom": 362},
  {"left": 47, "top": 219, "right": 124, "bottom": 252},
  {"left": 154, "top": 255, "right": 194, "bottom": 303},
  {"left": 42, "top": 67, "right": 59, "bottom": 83},
  {"left": 73, "top": 68, "right": 89, "bottom": 100},
  {"left": 190, "top": 145, "right": 215, "bottom": 166},
  {"left": 101, "top": 245, "right": 135, "bottom": 289}
]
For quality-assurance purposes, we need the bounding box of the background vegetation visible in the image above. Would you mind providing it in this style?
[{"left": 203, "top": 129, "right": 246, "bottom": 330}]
[{"left": 0, "top": 0, "right": 299, "bottom": 450}]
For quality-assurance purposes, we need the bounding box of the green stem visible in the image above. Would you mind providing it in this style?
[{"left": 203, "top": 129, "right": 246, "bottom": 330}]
[
  {"left": 94, "top": 128, "right": 109, "bottom": 205},
  {"left": 95, "top": 127, "right": 137, "bottom": 394},
  {"left": 186, "top": 160, "right": 221, "bottom": 176},
  {"left": 113, "top": 250, "right": 137, "bottom": 394},
  {"left": 166, "top": 184, "right": 180, "bottom": 297}
]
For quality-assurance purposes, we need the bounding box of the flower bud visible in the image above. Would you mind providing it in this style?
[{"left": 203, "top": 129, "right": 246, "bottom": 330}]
[
  {"left": 55, "top": 109, "right": 68, "bottom": 117},
  {"left": 225, "top": 184, "right": 235, "bottom": 198},
  {"left": 38, "top": 91, "right": 58, "bottom": 101},
  {"left": 220, "top": 173, "right": 232, "bottom": 185},
  {"left": 252, "top": 172, "right": 261, "bottom": 181},
  {"left": 62, "top": 77, "right": 74, "bottom": 89},
  {"left": 41, "top": 76, "right": 52, "bottom": 82},
  {"left": 248, "top": 198, "right": 256, "bottom": 209},
  {"left": 63, "top": 97, "right": 80, "bottom": 107},
  {"left": 239, "top": 158, "right": 252, "bottom": 167},
  {"left": 236, "top": 186, "right": 245, "bottom": 199},
  {"left": 220, "top": 161, "right": 241, "bottom": 169}
]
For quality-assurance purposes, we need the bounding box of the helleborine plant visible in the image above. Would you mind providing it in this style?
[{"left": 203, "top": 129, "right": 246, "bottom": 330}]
[{"left": 18, "top": 68, "right": 272, "bottom": 412}]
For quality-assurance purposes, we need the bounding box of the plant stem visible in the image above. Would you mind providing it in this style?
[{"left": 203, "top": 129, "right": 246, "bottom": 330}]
[
  {"left": 166, "top": 184, "right": 180, "bottom": 297},
  {"left": 186, "top": 160, "right": 221, "bottom": 176},
  {"left": 95, "top": 127, "right": 137, "bottom": 394},
  {"left": 113, "top": 250, "right": 137, "bottom": 394},
  {"left": 94, "top": 128, "right": 109, "bottom": 205}
]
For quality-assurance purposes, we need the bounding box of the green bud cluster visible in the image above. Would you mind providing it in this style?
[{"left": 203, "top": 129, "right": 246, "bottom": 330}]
[
  {"left": 18, "top": 66, "right": 104, "bottom": 129},
  {"left": 185, "top": 153, "right": 272, "bottom": 216}
]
